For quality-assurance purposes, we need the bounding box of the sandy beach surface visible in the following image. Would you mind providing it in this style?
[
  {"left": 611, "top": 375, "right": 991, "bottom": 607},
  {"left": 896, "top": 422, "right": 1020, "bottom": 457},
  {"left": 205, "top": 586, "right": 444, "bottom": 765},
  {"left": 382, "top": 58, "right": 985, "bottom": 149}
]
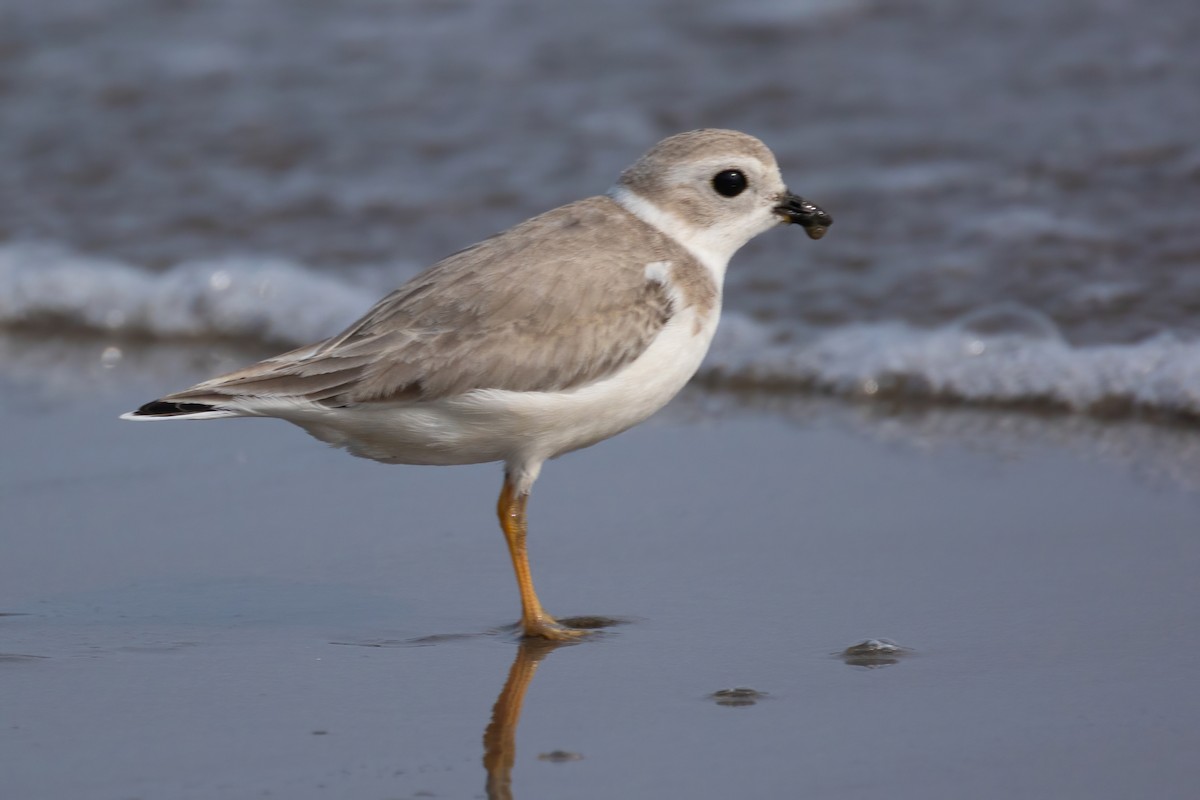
[{"left": 3, "top": 350, "right": 1199, "bottom": 800}]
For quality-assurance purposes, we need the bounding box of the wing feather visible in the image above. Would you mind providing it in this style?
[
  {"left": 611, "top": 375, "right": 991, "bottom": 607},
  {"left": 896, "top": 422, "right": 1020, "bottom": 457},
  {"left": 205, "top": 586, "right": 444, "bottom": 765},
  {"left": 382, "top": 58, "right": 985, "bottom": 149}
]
[{"left": 163, "top": 196, "right": 688, "bottom": 409}]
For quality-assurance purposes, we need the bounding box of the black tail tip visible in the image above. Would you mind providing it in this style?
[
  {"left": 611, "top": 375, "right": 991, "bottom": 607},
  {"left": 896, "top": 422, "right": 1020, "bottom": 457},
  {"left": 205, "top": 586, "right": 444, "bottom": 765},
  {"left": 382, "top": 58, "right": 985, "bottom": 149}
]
[{"left": 132, "top": 400, "right": 216, "bottom": 417}]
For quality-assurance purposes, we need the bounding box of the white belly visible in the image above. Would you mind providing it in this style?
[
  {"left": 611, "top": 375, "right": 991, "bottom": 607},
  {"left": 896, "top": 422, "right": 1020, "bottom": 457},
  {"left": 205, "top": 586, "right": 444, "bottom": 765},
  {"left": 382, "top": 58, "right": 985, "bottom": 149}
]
[{"left": 286, "top": 303, "right": 720, "bottom": 468}]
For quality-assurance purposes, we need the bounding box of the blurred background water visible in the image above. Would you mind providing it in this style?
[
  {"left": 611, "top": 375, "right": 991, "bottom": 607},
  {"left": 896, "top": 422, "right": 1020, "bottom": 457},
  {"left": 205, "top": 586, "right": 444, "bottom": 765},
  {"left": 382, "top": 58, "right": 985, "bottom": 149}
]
[{"left": 2, "top": 0, "right": 1199, "bottom": 414}]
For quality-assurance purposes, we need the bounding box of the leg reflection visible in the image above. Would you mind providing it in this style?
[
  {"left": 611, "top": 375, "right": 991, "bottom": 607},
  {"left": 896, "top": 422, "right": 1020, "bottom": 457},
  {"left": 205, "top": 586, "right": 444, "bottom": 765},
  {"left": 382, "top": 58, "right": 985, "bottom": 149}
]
[{"left": 482, "top": 638, "right": 568, "bottom": 800}]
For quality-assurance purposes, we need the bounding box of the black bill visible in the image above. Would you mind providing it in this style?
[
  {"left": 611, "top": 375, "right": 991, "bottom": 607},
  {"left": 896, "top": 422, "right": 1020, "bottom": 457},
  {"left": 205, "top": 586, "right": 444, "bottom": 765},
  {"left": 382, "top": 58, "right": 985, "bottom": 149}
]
[{"left": 775, "top": 192, "right": 832, "bottom": 240}]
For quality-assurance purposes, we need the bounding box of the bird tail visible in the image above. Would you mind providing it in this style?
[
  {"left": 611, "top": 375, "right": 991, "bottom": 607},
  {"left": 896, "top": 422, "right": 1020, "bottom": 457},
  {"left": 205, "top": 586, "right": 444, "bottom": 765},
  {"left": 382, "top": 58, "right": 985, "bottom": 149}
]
[{"left": 120, "top": 399, "right": 239, "bottom": 421}]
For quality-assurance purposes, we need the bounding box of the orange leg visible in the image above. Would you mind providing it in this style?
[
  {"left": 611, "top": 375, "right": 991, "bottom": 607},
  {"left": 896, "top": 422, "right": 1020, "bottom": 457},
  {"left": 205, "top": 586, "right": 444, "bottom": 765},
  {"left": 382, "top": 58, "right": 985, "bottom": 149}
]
[{"left": 496, "top": 475, "right": 586, "bottom": 641}]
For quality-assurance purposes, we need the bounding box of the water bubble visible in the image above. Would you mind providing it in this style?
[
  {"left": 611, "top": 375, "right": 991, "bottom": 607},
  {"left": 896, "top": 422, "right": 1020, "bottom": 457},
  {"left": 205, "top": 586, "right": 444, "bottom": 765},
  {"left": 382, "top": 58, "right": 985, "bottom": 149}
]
[
  {"left": 209, "top": 270, "right": 232, "bottom": 291},
  {"left": 954, "top": 303, "right": 1063, "bottom": 341}
]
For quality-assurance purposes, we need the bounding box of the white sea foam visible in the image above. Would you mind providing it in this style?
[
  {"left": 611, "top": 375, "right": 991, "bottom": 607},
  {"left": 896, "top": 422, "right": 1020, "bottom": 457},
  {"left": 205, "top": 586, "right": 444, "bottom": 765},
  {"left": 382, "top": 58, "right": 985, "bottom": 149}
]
[
  {"left": 706, "top": 313, "right": 1200, "bottom": 417},
  {"left": 4, "top": 242, "right": 1200, "bottom": 418},
  {"left": 0, "top": 242, "right": 383, "bottom": 345}
]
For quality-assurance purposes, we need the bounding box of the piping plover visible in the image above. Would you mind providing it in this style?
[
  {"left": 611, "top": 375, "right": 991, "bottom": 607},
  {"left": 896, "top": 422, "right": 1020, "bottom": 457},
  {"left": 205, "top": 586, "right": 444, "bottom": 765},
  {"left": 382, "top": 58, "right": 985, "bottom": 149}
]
[{"left": 123, "top": 129, "right": 831, "bottom": 640}]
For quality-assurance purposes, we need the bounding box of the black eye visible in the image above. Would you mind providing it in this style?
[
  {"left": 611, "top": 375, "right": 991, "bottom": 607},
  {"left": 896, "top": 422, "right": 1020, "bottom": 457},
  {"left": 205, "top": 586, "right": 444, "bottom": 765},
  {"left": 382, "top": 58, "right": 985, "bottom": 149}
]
[{"left": 712, "top": 169, "right": 748, "bottom": 198}]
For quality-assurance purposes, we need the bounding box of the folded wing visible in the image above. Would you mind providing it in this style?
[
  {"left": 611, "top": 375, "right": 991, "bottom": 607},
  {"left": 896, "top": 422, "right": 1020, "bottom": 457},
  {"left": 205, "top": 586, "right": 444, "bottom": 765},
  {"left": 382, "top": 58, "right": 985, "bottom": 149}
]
[{"left": 140, "top": 197, "right": 678, "bottom": 415}]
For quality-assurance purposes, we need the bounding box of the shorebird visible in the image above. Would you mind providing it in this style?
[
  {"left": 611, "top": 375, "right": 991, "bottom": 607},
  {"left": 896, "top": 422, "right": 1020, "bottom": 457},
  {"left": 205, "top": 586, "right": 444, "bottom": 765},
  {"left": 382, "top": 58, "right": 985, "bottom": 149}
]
[{"left": 123, "top": 129, "right": 831, "bottom": 639}]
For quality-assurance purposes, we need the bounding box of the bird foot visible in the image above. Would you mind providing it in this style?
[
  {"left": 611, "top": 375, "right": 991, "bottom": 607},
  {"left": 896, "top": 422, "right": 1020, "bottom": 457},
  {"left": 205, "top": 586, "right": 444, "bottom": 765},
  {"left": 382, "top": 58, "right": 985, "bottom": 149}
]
[{"left": 520, "top": 616, "right": 590, "bottom": 641}]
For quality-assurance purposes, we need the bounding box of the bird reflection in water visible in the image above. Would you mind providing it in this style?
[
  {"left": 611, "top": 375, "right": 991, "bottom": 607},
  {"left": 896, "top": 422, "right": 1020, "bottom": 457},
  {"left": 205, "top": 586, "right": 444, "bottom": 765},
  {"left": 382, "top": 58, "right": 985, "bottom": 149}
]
[{"left": 482, "top": 617, "right": 616, "bottom": 799}]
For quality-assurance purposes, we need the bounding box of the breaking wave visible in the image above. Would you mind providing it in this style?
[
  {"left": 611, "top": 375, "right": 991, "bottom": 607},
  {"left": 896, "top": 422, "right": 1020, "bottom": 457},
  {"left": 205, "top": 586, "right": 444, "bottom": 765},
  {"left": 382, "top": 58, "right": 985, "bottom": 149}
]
[
  {"left": 706, "top": 313, "right": 1200, "bottom": 418},
  {"left": 4, "top": 242, "right": 1200, "bottom": 418},
  {"left": 0, "top": 242, "right": 390, "bottom": 346}
]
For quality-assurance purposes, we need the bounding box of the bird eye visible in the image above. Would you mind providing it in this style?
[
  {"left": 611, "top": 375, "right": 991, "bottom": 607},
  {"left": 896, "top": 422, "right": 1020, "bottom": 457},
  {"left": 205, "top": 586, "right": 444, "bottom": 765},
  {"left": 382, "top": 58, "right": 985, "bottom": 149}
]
[{"left": 712, "top": 169, "right": 748, "bottom": 198}]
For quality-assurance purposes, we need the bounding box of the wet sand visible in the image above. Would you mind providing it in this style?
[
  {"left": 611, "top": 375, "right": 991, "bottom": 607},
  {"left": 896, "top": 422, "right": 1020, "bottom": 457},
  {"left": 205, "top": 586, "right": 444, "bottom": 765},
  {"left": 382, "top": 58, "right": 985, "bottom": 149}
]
[{"left": 3, "top": 360, "right": 1200, "bottom": 799}]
